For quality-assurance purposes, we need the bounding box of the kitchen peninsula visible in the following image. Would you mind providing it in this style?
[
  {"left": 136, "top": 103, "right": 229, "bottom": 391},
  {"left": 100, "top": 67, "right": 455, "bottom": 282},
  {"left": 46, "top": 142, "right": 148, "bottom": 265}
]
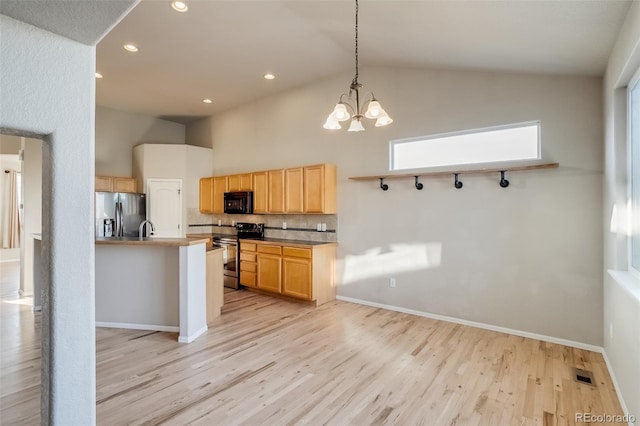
[{"left": 95, "top": 236, "right": 215, "bottom": 343}]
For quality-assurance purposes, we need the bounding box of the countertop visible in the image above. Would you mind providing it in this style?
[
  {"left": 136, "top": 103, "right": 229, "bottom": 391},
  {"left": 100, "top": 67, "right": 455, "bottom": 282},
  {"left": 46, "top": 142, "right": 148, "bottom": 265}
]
[
  {"left": 96, "top": 237, "right": 210, "bottom": 247},
  {"left": 240, "top": 237, "right": 337, "bottom": 247},
  {"left": 186, "top": 233, "right": 337, "bottom": 247}
]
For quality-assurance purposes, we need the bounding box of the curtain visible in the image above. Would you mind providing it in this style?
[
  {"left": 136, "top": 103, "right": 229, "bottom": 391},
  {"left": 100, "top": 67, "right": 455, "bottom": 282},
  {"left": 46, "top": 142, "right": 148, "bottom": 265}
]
[{"left": 1, "top": 170, "right": 21, "bottom": 248}]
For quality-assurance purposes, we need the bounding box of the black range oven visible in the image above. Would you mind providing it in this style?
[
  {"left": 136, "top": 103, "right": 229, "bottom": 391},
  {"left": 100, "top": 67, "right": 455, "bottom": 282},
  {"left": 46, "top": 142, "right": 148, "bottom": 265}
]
[{"left": 213, "top": 222, "right": 263, "bottom": 290}]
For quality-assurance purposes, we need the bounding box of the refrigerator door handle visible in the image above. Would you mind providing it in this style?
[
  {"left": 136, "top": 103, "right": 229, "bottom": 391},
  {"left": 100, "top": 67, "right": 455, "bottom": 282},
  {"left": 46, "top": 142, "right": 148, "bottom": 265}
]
[{"left": 116, "top": 202, "right": 122, "bottom": 237}]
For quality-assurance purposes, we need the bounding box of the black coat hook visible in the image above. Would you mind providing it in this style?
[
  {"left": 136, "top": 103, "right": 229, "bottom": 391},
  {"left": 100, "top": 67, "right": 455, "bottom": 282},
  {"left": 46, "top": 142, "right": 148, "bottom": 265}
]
[
  {"left": 379, "top": 178, "right": 389, "bottom": 191},
  {"left": 499, "top": 171, "right": 510, "bottom": 188},
  {"left": 454, "top": 173, "right": 463, "bottom": 189},
  {"left": 414, "top": 176, "right": 423, "bottom": 190}
]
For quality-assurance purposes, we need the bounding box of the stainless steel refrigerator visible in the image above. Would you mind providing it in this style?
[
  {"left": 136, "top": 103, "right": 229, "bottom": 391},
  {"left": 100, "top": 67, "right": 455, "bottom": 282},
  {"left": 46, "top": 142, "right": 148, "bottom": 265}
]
[{"left": 95, "top": 192, "right": 146, "bottom": 237}]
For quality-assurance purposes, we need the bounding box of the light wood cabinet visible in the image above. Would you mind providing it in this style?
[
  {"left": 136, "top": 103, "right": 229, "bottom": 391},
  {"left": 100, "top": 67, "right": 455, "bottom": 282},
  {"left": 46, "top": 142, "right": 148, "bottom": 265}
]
[
  {"left": 282, "top": 256, "right": 312, "bottom": 300},
  {"left": 199, "top": 177, "right": 213, "bottom": 213},
  {"left": 114, "top": 177, "right": 137, "bottom": 193},
  {"left": 199, "top": 163, "right": 336, "bottom": 215},
  {"left": 304, "top": 164, "right": 337, "bottom": 214},
  {"left": 257, "top": 246, "right": 282, "bottom": 293},
  {"left": 96, "top": 176, "right": 137, "bottom": 193},
  {"left": 95, "top": 176, "right": 114, "bottom": 192},
  {"left": 228, "top": 173, "right": 253, "bottom": 191},
  {"left": 252, "top": 171, "right": 269, "bottom": 214},
  {"left": 239, "top": 242, "right": 257, "bottom": 287},
  {"left": 240, "top": 240, "right": 336, "bottom": 305},
  {"left": 285, "top": 167, "right": 304, "bottom": 213},
  {"left": 268, "top": 169, "right": 285, "bottom": 213},
  {"left": 206, "top": 248, "right": 224, "bottom": 325},
  {"left": 212, "top": 176, "right": 228, "bottom": 214}
]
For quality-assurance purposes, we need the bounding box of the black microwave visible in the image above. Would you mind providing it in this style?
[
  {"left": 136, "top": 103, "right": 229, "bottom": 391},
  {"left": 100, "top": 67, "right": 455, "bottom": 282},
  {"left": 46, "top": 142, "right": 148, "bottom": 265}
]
[{"left": 224, "top": 191, "right": 253, "bottom": 214}]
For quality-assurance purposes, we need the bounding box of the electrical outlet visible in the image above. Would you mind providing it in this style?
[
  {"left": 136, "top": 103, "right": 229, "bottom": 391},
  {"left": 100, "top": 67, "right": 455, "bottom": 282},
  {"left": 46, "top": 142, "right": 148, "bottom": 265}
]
[
  {"left": 389, "top": 278, "right": 396, "bottom": 288},
  {"left": 217, "top": 219, "right": 221, "bottom": 226},
  {"left": 316, "top": 223, "right": 322, "bottom": 231},
  {"left": 282, "top": 222, "right": 287, "bottom": 230},
  {"left": 321, "top": 223, "right": 327, "bottom": 232}
]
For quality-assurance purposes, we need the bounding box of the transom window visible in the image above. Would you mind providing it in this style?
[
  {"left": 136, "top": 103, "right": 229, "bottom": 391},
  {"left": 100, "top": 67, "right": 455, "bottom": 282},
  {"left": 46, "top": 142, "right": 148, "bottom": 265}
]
[{"left": 389, "top": 121, "right": 541, "bottom": 171}]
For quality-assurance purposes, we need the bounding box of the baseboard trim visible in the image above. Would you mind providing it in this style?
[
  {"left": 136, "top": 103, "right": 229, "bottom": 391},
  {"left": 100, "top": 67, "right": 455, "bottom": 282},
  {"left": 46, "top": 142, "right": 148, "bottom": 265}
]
[
  {"left": 600, "top": 350, "right": 632, "bottom": 423},
  {"left": 336, "top": 295, "right": 602, "bottom": 353},
  {"left": 0, "top": 259, "right": 20, "bottom": 263},
  {"left": 178, "top": 325, "right": 208, "bottom": 343},
  {"left": 95, "top": 321, "right": 179, "bottom": 333}
]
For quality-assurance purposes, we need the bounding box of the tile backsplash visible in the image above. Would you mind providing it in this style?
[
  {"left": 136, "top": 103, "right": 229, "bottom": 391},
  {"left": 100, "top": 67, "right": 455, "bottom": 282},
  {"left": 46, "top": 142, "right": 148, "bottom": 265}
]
[{"left": 187, "top": 209, "right": 337, "bottom": 243}]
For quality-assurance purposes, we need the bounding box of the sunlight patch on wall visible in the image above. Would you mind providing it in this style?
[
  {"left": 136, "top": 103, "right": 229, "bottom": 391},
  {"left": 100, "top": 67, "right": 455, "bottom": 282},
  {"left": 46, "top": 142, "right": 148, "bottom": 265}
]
[{"left": 341, "top": 242, "right": 442, "bottom": 285}]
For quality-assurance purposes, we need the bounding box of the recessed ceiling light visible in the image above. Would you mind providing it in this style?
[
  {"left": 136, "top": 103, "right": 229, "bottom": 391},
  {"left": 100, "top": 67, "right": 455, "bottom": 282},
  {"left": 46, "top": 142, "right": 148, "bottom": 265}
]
[
  {"left": 171, "top": 1, "right": 188, "bottom": 12},
  {"left": 203, "top": 98, "right": 213, "bottom": 104},
  {"left": 123, "top": 44, "right": 138, "bottom": 52},
  {"left": 264, "top": 73, "right": 275, "bottom": 80},
  {"left": 95, "top": 72, "right": 103, "bottom": 79}
]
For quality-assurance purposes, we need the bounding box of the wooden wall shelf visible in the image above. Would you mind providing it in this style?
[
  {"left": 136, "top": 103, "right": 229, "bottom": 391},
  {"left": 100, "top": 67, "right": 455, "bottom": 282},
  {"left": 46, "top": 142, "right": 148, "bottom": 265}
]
[{"left": 348, "top": 162, "right": 559, "bottom": 190}]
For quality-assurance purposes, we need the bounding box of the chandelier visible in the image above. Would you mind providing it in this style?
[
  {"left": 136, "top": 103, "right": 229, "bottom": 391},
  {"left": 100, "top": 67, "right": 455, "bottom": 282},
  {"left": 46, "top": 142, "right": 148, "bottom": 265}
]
[{"left": 323, "top": 0, "right": 393, "bottom": 132}]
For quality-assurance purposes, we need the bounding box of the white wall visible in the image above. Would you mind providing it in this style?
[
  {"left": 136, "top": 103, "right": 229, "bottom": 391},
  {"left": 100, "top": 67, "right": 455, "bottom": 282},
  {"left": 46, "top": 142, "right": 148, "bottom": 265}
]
[
  {"left": 95, "top": 105, "right": 186, "bottom": 176},
  {"left": 133, "top": 143, "right": 213, "bottom": 236},
  {"left": 188, "top": 66, "right": 604, "bottom": 346},
  {"left": 603, "top": 1, "right": 640, "bottom": 418},
  {"left": 19, "top": 137, "right": 42, "bottom": 296},
  {"left": 0, "top": 14, "right": 96, "bottom": 424}
]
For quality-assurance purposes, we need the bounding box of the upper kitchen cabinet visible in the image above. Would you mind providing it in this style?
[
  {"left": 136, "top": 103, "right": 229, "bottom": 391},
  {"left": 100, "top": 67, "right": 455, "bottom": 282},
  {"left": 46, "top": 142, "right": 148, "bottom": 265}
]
[
  {"left": 95, "top": 176, "right": 137, "bottom": 193},
  {"left": 228, "top": 173, "right": 253, "bottom": 192},
  {"left": 212, "top": 176, "right": 228, "bottom": 214},
  {"left": 285, "top": 167, "right": 304, "bottom": 213},
  {"left": 114, "top": 177, "right": 137, "bottom": 193},
  {"left": 252, "top": 171, "right": 269, "bottom": 214},
  {"left": 199, "top": 177, "right": 213, "bottom": 213},
  {"left": 268, "top": 169, "right": 285, "bottom": 213},
  {"left": 304, "top": 164, "right": 337, "bottom": 214},
  {"left": 95, "top": 176, "right": 113, "bottom": 192}
]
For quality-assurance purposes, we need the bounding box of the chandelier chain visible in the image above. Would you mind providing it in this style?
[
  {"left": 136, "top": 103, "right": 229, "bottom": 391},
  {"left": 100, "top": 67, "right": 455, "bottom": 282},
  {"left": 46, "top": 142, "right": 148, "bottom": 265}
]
[{"left": 353, "top": 0, "right": 359, "bottom": 85}]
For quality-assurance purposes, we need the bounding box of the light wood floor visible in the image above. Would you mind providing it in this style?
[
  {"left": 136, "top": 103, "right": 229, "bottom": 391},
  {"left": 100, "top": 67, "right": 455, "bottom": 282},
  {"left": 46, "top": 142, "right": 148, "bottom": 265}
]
[{"left": 1, "top": 277, "right": 624, "bottom": 425}]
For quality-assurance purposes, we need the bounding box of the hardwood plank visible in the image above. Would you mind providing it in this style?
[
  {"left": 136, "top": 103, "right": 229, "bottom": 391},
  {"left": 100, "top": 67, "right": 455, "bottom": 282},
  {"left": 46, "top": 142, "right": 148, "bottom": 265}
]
[{"left": 0, "top": 288, "right": 625, "bottom": 425}]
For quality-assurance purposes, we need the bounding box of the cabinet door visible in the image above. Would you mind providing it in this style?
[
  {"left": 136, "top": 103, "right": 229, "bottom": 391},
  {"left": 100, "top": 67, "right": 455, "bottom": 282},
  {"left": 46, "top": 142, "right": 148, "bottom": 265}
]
[
  {"left": 114, "top": 177, "right": 137, "bottom": 193},
  {"left": 285, "top": 167, "right": 304, "bottom": 213},
  {"left": 268, "top": 169, "right": 285, "bottom": 213},
  {"left": 282, "top": 256, "right": 312, "bottom": 300},
  {"left": 253, "top": 172, "right": 269, "bottom": 214},
  {"left": 212, "top": 176, "right": 228, "bottom": 214},
  {"left": 304, "top": 164, "right": 336, "bottom": 214},
  {"left": 95, "top": 176, "right": 113, "bottom": 192},
  {"left": 257, "top": 254, "right": 282, "bottom": 293},
  {"left": 228, "top": 173, "right": 253, "bottom": 191},
  {"left": 199, "top": 177, "right": 213, "bottom": 213}
]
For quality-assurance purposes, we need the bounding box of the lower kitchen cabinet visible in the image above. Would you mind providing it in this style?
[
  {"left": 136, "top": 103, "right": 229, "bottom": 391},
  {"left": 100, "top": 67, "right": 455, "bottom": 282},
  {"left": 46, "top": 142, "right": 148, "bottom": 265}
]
[
  {"left": 282, "top": 257, "right": 312, "bottom": 300},
  {"left": 206, "top": 248, "right": 224, "bottom": 325},
  {"left": 239, "top": 242, "right": 257, "bottom": 287},
  {"left": 240, "top": 240, "right": 336, "bottom": 305},
  {"left": 257, "top": 244, "right": 282, "bottom": 293}
]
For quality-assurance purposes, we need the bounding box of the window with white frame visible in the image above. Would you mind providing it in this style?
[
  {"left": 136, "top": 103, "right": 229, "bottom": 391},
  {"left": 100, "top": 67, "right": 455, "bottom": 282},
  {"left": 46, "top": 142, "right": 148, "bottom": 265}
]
[
  {"left": 629, "top": 72, "right": 640, "bottom": 274},
  {"left": 389, "top": 121, "right": 541, "bottom": 171}
]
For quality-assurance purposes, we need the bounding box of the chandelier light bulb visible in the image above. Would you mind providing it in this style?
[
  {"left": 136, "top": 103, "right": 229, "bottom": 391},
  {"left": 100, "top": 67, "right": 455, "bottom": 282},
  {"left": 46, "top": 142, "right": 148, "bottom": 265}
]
[
  {"left": 323, "top": 117, "right": 342, "bottom": 130},
  {"left": 364, "top": 100, "right": 382, "bottom": 119},
  {"left": 332, "top": 103, "right": 350, "bottom": 121},
  {"left": 348, "top": 118, "right": 365, "bottom": 132},
  {"left": 375, "top": 113, "right": 393, "bottom": 127}
]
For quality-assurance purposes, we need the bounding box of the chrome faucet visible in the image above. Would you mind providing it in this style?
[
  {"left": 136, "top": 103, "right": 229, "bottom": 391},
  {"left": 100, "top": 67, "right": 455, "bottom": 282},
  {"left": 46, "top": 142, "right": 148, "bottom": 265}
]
[{"left": 138, "top": 220, "right": 156, "bottom": 239}]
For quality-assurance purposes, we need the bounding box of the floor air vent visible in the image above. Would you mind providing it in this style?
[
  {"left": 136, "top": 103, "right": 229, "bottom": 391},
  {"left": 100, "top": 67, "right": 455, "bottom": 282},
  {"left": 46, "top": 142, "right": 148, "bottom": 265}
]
[{"left": 574, "top": 368, "right": 595, "bottom": 386}]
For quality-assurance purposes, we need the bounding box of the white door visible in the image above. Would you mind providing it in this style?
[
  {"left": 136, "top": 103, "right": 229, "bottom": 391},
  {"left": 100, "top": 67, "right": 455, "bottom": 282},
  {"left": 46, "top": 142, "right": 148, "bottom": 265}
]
[{"left": 147, "top": 179, "right": 182, "bottom": 238}]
